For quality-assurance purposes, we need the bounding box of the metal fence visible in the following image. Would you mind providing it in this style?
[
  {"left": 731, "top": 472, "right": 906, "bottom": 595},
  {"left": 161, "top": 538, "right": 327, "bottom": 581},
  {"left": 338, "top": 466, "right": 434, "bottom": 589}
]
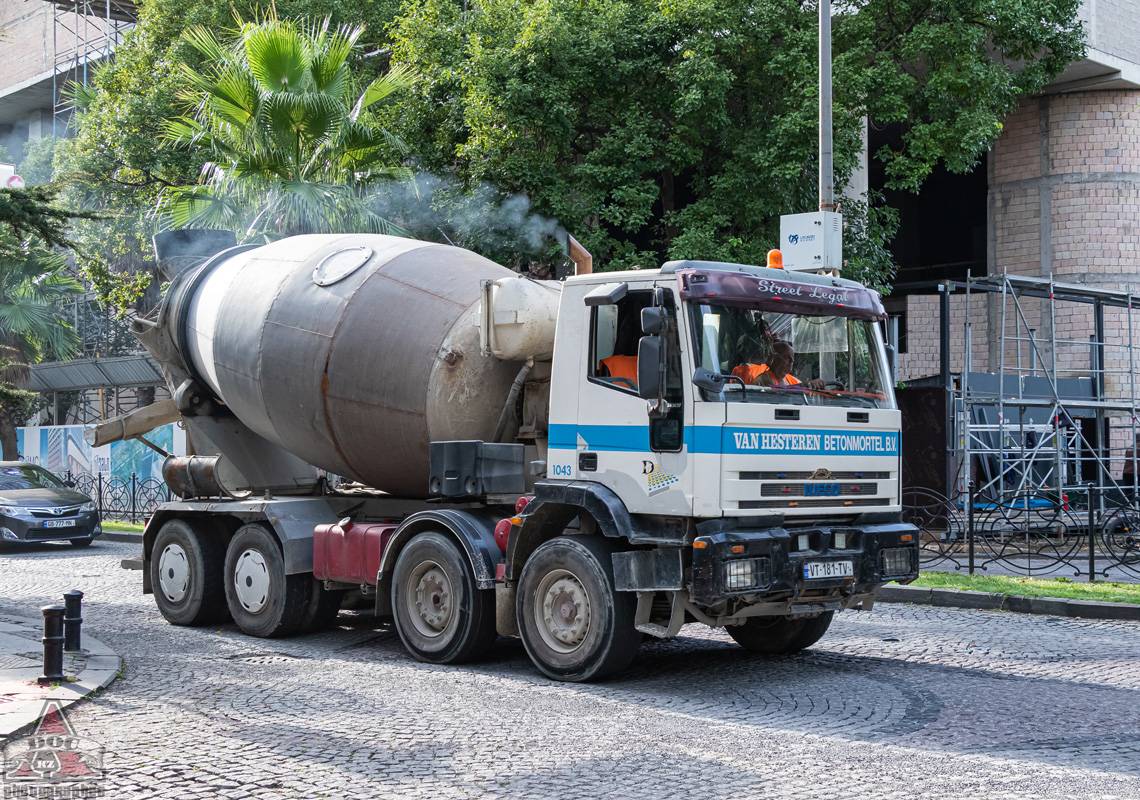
[
  {"left": 65, "top": 472, "right": 172, "bottom": 523},
  {"left": 903, "top": 486, "right": 1140, "bottom": 580}
]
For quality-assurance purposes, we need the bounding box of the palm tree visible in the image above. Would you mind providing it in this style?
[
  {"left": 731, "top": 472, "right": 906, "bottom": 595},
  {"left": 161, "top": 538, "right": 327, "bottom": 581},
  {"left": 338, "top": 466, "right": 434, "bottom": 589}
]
[
  {"left": 157, "top": 14, "right": 414, "bottom": 240},
  {"left": 0, "top": 247, "right": 82, "bottom": 459}
]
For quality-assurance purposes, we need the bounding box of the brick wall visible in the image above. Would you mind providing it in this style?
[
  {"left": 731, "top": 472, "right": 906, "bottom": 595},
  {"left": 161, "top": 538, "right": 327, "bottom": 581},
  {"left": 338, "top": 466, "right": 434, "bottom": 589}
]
[
  {"left": 0, "top": 0, "right": 51, "bottom": 89},
  {"left": 0, "top": 0, "right": 119, "bottom": 92}
]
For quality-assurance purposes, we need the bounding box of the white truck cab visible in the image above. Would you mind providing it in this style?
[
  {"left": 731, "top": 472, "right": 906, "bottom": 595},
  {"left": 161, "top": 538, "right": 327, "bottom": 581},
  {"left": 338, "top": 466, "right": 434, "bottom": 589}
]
[{"left": 504, "top": 258, "right": 918, "bottom": 678}]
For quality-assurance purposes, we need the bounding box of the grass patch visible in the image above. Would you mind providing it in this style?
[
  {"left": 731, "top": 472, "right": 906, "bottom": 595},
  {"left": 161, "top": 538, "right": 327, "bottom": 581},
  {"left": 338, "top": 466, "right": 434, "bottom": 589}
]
[
  {"left": 101, "top": 521, "right": 145, "bottom": 533},
  {"left": 906, "top": 571, "right": 1140, "bottom": 605}
]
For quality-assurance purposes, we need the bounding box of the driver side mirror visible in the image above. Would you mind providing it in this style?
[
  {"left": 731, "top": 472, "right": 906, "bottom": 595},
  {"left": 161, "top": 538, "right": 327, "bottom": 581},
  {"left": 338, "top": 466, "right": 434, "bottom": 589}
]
[{"left": 692, "top": 367, "right": 726, "bottom": 393}]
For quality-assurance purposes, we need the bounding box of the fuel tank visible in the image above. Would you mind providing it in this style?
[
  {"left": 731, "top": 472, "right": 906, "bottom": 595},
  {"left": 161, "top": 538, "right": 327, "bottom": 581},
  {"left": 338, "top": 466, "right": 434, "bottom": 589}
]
[{"left": 163, "top": 234, "right": 526, "bottom": 497}]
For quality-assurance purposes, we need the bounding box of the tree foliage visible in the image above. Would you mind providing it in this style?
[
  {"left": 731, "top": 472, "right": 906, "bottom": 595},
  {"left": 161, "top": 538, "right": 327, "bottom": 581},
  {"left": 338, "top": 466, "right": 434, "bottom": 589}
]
[
  {"left": 58, "top": 0, "right": 402, "bottom": 308},
  {"left": 388, "top": 0, "right": 1084, "bottom": 284},
  {"left": 157, "top": 14, "right": 413, "bottom": 239}
]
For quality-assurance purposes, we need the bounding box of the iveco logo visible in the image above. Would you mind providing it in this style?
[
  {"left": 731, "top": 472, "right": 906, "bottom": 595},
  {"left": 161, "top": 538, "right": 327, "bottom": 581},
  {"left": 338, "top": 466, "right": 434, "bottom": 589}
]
[
  {"left": 787, "top": 234, "right": 799, "bottom": 245},
  {"left": 809, "top": 468, "right": 833, "bottom": 481}
]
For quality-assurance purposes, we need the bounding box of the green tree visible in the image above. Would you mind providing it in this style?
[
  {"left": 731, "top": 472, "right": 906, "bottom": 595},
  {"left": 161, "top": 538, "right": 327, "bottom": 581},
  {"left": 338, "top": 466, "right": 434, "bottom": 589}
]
[
  {"left": 0, "top": 187, "right": 88, "bottom": 456},
  {"left": 156, "top": 14, "right": 413, "bottom": 238},
  {"left": 16, "top": 137, "right": 58, "bottom": 187},
  {"left": 57, "top": 0, "right": 403, "bottom": 311},
  {"left": 388, "top": 0, "right": 1084, "bottom": 286}
]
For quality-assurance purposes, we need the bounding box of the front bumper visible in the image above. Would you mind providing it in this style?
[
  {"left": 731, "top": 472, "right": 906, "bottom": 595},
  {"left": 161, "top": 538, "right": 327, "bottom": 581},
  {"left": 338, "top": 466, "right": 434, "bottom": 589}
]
[
  {"left": 689, "top": 522, "right": 919, "bottom": 607},
  {"left": 0, "top": 512, "right": 102, "bottom": 543}
]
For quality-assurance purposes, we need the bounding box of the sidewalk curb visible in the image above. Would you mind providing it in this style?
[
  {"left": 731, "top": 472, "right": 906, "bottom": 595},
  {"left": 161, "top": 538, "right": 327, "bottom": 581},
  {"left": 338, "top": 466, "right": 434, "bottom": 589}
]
[
  {"left": 100, "top": 530, "right": 142, "bottom": 544},
  {"left": 877, "top": 584, "right": 1140, "bottom": 621},
  {"left": 0, "top": 618, "right": 122, "bottom": 740}
]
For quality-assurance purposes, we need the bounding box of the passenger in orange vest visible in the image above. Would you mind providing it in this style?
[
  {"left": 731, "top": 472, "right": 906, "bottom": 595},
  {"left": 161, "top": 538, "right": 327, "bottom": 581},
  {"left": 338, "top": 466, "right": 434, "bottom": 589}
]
[{"left": 733, "top": 341, "right": 822, "bottom": 388}]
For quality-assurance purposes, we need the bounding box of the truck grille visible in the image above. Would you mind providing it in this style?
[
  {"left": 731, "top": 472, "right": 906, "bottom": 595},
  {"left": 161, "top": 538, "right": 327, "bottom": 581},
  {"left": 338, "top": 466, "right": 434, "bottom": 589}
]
[
  {"left": 761, "top": 483, "right": 878, "bottom": 497},
  {"left": 740, "top": 498, "right": 890, "bottom": 510},
  {"left": 740, "top": 471, "right": 889, "bottom": 480}
]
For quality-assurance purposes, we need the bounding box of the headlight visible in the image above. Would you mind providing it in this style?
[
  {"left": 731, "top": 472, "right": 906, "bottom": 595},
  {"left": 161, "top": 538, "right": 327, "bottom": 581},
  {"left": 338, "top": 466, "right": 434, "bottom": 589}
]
[
  {"left": 881, "top": 547, "right": 914, "bottom": 577},
  {"left": 0, "top": 506, "right": 29, "bottom": 516},
  {"left": 80, "top": 502, "right": 96, "bottom": 512},
  {"left": 723, "top": 557, "right": 771, "bottom": 591}
]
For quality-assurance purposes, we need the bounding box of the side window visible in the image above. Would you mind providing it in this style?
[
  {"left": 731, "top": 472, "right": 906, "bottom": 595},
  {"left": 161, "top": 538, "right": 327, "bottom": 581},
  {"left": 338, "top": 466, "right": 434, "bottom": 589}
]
[{"left": 589, "top": 291, "right": 651, "bottom": 394}]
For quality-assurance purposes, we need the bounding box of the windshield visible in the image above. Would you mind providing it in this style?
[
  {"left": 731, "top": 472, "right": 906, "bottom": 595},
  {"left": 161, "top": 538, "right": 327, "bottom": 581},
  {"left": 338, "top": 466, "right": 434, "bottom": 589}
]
[
  {"left": 0, "top": 465, "right": 65, "bottom": 491},
  {"left": 689, "top": 302, "right": 893, "bottom": 408}
]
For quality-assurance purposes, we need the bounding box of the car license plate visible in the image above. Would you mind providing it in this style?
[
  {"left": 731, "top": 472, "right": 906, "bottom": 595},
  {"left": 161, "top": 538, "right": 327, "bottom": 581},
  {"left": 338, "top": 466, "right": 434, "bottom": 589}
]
[
  {"left": 43, "top": 519, "right": 76, "bottom": 529},
  {"left": 803, "top": 560, "right": 853, "bottom": 579}
]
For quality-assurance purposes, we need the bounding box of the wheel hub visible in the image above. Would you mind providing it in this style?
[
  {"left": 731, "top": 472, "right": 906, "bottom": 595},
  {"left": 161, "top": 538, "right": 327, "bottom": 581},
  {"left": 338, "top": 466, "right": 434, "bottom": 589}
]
[
  {"left": 409, "top": 563, "right": 452, "bottom": 637},
  {"left": 157, "top": 543, "right": 190, "bottom": 603},
  {"left": 537, "top": 572, "right": 590, "bottom": 652},
  {"left": 233, "top": 549, "right": 270, "bottom": 614}
]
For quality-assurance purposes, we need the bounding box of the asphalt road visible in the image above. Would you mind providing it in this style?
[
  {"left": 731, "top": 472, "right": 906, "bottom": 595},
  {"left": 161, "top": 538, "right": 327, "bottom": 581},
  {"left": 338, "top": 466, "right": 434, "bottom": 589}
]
[{"left": 2, "top": 540, "right": 1139, "bottom": 799}]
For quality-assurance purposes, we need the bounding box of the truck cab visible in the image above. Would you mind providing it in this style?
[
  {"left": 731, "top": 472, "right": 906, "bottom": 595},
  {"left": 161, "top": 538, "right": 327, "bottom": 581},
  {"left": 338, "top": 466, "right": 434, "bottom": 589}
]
[{"left": 506, "top": 259, "right": 918, "bottom": 679}]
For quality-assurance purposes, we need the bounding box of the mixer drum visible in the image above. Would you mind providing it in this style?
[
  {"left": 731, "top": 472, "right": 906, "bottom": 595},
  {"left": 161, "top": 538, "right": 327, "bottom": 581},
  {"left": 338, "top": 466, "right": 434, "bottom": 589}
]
[{"left": 169, "top": 234, "right": 524, "bottom": 497}]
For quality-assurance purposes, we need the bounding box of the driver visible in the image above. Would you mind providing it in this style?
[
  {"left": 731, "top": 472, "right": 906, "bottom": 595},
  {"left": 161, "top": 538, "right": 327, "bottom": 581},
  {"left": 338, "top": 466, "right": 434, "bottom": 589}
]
[{"left": 733, "top": 340, "right": 824, "bottom": 388}]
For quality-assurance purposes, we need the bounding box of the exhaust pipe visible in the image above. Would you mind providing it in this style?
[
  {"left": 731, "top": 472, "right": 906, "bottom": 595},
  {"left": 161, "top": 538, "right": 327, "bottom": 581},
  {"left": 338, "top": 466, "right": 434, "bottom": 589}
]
[{"left": 568, "top": 234, "right": 592, "bottom": 275}]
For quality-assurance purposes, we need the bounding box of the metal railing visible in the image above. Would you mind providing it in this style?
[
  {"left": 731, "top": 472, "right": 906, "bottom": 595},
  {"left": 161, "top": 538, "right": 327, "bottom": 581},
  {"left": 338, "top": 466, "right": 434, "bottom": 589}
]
[
  {"left": 65, "top": 471, "right": 171, "bottom": 523},
  {"left": 904, "top": 486, "right": 1140, "bottom": 579}
]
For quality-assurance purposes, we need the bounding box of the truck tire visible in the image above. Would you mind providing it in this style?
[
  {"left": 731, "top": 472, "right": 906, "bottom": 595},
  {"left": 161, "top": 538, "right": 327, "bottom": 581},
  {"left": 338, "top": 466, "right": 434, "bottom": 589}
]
[
  {"left": 151, "top": 519, "right": 229, "bottom": 626},
  {"left": 391, "top": 531, "right": 496, "bottom": 664},
  {"left": 726, "top": 611, "right": 835, "bottom": 654},
  {"left": 223, "top": 523, "right": 311, "bottom": 638},
  {"left": 516, "top": 535, "right": 639, "bottom": 682}
]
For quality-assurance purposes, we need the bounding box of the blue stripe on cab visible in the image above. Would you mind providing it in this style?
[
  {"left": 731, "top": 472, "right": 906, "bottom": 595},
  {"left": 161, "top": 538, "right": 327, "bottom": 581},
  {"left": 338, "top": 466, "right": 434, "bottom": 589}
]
[{"left": 548, "top": 424, "right": 899, "bottom": 456}]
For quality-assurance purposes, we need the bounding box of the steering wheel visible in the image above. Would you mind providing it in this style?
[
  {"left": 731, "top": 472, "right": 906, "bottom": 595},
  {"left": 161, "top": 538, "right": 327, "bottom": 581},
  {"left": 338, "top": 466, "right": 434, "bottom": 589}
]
[
  {"left": 823, "top": 381, "right": 846, "bottom": 391},
  {"left": 610, "top": 377, "right": 639, "bottom": 391}
]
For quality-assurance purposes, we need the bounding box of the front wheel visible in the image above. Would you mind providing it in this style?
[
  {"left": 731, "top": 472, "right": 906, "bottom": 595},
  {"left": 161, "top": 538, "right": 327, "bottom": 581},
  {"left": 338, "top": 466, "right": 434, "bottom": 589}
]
[
  {"left": 391, "top": 531, "right": 496, "bottom": 664},
  {"left": 517, "top": 536, "right": 639, "bottom": 682},
  {"left": 223, "top": 524, "right": 312, "bottom": 638},
  {"left": 726, "top": 611, "right": 834, "bottom": 654}
]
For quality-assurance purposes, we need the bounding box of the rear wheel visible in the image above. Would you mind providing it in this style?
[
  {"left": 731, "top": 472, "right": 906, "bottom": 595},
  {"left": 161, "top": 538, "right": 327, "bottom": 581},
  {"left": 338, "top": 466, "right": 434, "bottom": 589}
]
[
  {"left": 517, "top": 536, "right": 639, "bottom": 682},
  {"left": 150, "top": 519, "right": 229, "bottom": 626},
  {"left": 726, "top": 612, "right": 834, "bottom": 654},
  {"left": 224, "top": 523, "right": 311, "bottom": 638},
  {"left": 391, "top": 531, "right": 496, "bottom": 664}
]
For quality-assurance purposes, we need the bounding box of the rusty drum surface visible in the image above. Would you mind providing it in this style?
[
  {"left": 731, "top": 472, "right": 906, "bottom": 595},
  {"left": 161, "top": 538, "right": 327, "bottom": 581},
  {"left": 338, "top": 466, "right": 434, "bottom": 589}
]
[{"left": 166, "top": 234, "right": 522, "bottom": 497}]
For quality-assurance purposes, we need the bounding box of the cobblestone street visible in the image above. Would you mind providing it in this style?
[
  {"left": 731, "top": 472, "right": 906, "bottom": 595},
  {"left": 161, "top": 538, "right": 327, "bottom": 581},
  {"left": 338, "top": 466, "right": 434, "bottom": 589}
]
[{"left": 2, "top": 540, "right": 1139, "bottom": 799}]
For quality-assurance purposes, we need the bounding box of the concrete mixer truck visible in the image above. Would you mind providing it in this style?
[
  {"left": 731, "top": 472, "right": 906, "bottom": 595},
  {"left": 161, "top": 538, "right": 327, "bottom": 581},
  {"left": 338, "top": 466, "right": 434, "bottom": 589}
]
[{"left": 106, "top": 230, "right": 918, "bottom": 682}]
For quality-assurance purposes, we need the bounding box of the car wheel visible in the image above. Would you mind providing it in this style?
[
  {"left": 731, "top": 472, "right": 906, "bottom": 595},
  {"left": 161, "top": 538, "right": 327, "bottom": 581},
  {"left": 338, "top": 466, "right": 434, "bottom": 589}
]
[
  {"left": 391, "top": 531, "right": 496, "bottom": 664},
  {"left": 516, "top": 535, "right": 639, "bottom": 682},
  {"left": 150, "top": 519, "right": 229, "bottom": 626},
  {"left": 223, "top": 523, "right": 312, "bottom": 638},
  {"left": 726, "top": 611, "right": 834, "bottom": 654},
  {"left": 69, "top": 538, "right": 93, "bottom": 548}
]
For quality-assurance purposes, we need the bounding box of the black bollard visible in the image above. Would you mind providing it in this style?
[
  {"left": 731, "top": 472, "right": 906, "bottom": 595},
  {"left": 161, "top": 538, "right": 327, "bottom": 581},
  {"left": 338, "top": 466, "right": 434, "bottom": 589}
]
[
  {"left": 38, "top": 606, "right": 65, "bottom": 685},
  {"left": 63, "top": 590, "right": 84, "bottom": 652}
]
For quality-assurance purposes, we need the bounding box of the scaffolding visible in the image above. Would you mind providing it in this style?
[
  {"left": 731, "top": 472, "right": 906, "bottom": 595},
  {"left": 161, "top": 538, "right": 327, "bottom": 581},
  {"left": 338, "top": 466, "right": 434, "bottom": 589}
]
[
  {"left": 47, "top": 0, "right": 139, "bottom": 134},
  {"left": 898, "top": 273, "right": 1140, "bottom": 578}
]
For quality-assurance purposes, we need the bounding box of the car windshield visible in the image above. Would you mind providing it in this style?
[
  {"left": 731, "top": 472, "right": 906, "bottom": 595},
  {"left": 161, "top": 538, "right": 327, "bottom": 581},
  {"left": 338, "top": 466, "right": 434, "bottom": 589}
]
[
  {"left": 688, "top": 302, "right": 893, "bottom": 408},
  {"left": 0, "top": 465, "right": 65, "bottom": 490}
]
